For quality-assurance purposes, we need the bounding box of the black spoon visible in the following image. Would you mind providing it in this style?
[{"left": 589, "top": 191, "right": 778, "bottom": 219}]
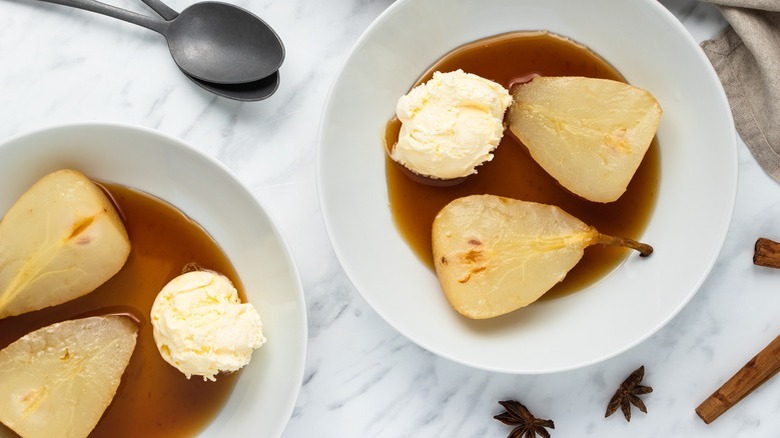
[{"left": 37, "top": 0, "right": 284, "bottom": 86}]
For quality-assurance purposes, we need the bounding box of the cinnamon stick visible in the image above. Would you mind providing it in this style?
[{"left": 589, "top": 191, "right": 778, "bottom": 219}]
[
  {"left": 753, "top": 238, "right": 780, "bottom": 268},
  {"left": 695, "top": 334, "right": 780, "bottom": 424}
]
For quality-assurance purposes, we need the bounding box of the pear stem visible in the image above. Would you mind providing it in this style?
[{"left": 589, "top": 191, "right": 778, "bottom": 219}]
[{"left": 596, "top": 234, "right": 653, "bottom": 257}]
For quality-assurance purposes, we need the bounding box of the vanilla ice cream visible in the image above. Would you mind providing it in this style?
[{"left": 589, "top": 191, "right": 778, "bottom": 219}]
[
  {"left": 150, "top": 270, "right": 265, "bottom": 381},
  {"left": 390, "top": 69, "right": 512, "bottom": 180}
]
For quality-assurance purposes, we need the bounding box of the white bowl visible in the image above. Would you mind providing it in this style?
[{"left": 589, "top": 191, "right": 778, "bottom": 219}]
[
  {"left": 317, "top": 0, "right": 737, "bottom": 373},
  {"left": 0, "top": 123, "right": 307, "bottom": 436}
]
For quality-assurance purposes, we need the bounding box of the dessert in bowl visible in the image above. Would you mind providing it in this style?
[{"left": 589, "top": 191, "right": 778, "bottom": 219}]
[
  {"left": 317, "top": 0, "right": 737, "bottom": 372},
  {"left": 0, "top": 123, "right": 306, "bottom": 437}
]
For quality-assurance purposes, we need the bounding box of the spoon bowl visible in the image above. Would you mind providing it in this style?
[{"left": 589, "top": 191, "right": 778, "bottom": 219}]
[
  {"left": 185, "top": 70, "right": 280, "bottom": 101},
  {"left": 168, "top": 2, "right": 284, "bottom": 84}
]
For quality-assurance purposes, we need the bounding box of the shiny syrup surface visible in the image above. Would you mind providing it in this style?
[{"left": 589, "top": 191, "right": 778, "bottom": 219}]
[
  {"left": 385, "top": 32, "right": 659, "bottom": 298},
  {"left": 0, "top": 183, "right": 240, "bottom": 437}
]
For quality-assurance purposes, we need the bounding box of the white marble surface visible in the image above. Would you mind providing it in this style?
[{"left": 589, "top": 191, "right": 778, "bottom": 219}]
[{"left": 0, "top": 0, "right": 778, "bottom": 436}]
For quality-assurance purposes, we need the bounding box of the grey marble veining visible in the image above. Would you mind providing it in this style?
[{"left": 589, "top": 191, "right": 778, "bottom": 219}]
[{"left": 0, "top": 0, "right": 778, "bottom": 436}]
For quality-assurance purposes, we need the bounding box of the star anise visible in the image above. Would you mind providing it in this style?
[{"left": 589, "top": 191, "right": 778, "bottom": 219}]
[
  {"left": 494, "top": 400, "right": 555, "bottom": 438},
  {"left": 605, "top": 365, "right": 653, "bottom": 421}
]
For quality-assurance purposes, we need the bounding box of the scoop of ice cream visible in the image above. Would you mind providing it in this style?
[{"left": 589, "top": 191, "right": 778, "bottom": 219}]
[
  {"left": 391, "top": 69, "right": 512, "bottom": 180},
  {"left": 150, "top": 270, "right": 265, "bottom": 381}
]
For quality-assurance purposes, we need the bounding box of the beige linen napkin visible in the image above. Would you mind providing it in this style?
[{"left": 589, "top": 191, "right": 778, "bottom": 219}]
[{"left": 699, "top": 0, "right": 780, "bottom": 182}]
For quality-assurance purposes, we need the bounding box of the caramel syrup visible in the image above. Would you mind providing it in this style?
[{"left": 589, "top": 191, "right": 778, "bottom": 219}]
[
  {"left": 0, "top": 183, "right": 240, "bottom": 437},
  {"left": 385, "top": 31, "right": 660, "bottom": 298}
]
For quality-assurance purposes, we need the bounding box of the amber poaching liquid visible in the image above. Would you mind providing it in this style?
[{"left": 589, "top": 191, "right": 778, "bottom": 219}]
[
  {"left": 385, "top": 32, "right": 660, "bottom": 298},
  {"left": 0, "top": 184, "right": 241, "bottom": 437}
]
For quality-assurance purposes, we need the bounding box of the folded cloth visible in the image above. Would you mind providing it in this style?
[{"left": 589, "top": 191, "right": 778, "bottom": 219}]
[{"left": 700, "top": 1, "right": 780, "bottom": 183}]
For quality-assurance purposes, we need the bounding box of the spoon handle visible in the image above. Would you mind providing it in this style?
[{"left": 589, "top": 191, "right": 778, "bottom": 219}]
[
  {"left": 36, "top": 0, "right": 168, "bottom": 34},
  {"left": 139, "top": 0, "right": 178, "bottom": 21}
]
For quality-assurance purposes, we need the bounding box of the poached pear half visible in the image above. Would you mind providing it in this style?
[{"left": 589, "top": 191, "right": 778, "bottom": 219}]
[
  {"left": 432, "top": 195, "right": 652, "bottom": 319},
  {"left": 0, "top": 169, "right": 130, "bottom": 319},
  {"left": 508, "top": 76, "right": 662, "bottom": 203},
  {"left": 0, "top": 315, "right": 139, "bottom": 438}
]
